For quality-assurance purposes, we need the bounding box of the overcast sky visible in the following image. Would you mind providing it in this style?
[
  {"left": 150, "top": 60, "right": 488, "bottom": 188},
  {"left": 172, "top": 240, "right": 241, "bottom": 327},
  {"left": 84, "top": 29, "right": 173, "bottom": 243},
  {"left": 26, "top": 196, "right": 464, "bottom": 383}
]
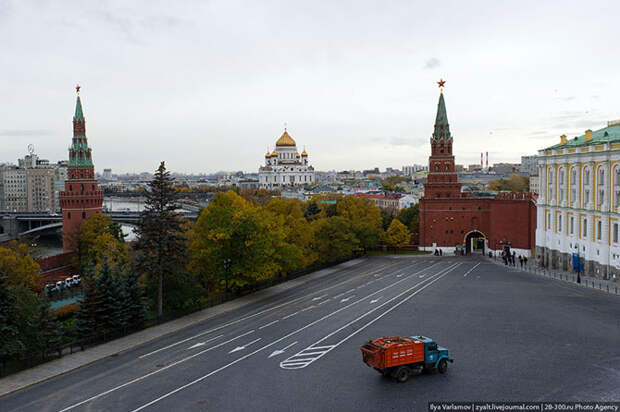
[{"left": 1, "top": 0, "right": 619, "bottom": 174}]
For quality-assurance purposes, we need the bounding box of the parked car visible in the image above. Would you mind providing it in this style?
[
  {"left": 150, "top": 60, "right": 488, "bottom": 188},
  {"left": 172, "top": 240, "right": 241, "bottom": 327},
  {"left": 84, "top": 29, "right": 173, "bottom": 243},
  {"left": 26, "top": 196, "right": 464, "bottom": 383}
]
[
  {"left": 72, "top": 274, "right": 81, "bottom": 285},
  {"left": 55, "top": 280, "right": 65, "bottom": 291},
  {"left": 64, "top": 277, "right": 74, "bottom": 288}
]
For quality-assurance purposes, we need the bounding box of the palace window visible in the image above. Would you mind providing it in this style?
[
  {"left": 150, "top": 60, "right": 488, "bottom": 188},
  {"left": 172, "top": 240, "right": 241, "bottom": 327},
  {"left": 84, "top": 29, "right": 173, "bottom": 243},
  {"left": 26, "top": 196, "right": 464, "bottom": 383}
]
[
  {"left": 546, "top": 213, "right": 551, "bottom": 230},
  {"left": 558, "top": 215, "right": 562, "bottom": 232},
  {"left": 570, "top": 216, "right": 574, "bottom": 235},
  {"left": 583, "top": 218, "right": 588, "bottom": 238},
  {"left": 614, "top": 223, "right": 619, "bottom": 243},
  {"left": 597, "top": 220, "right": 602, "bottom": 240},
  {"left": 570, "top": 169, "right": 577, "bottom": 203},
  {"left": 559, "top": 169, "right": 565, "bottom": 202},
  {"left": 598, "top": 169, "right": 605, "bottom": 206}
]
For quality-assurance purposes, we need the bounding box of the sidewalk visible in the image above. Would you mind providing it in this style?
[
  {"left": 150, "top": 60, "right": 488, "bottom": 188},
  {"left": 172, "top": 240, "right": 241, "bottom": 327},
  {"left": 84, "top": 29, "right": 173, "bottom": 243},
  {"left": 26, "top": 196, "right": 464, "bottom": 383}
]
[
  {"left": 0, "top": 258, "right": 365, "bottom": 398},
  {"left": 487, "top": 256, "right": 620, "bottom": 295}
]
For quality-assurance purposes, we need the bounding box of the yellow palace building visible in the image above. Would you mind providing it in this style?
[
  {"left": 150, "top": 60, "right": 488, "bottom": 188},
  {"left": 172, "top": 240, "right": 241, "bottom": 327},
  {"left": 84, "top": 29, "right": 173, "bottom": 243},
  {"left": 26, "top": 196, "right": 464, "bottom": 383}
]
[{"left": 536, "top": 120, "right": 620, "bottom": 280}]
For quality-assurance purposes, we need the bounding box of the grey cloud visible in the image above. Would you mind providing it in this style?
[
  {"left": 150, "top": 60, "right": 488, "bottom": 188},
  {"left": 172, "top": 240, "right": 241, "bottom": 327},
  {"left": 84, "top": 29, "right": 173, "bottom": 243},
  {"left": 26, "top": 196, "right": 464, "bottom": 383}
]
[{"left": 424, "top": 58, "right": 440, "bottom": 69}]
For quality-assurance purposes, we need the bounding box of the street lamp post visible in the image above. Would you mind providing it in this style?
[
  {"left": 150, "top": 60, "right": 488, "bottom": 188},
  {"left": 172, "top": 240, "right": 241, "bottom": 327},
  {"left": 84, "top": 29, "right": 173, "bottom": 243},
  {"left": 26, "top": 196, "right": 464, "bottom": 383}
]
[{"left": 575, "top": 244, "right": 581, "bottom": 284}]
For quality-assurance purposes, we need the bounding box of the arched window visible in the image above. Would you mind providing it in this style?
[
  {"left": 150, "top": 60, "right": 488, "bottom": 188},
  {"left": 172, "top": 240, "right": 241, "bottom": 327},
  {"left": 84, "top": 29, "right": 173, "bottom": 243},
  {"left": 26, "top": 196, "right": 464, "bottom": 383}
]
[
  {"left": 598, "top": 167, "right": 606, "bottom": 207},
  {"left": 584, "top": 168, "right": 591, "bottom": 206},
  {"left": 82, "top": 212, "right": 86, "bottom": 219},
  {"left": 67, "top": 212, "right": 71, "bottom": 219}
]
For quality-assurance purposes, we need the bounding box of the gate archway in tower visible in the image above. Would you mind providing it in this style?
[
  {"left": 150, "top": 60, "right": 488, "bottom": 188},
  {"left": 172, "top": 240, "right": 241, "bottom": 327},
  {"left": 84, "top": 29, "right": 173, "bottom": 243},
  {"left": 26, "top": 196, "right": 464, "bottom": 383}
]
[{"left": 464, "top": 231, "right": 486, "bottom": 254}]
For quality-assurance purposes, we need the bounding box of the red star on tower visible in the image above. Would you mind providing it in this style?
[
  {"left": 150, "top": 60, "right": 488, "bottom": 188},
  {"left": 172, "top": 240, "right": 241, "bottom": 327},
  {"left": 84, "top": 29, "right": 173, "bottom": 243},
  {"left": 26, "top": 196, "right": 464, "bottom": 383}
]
[{"left": 437, "top": 78, "right": 446, "bottom": 88}]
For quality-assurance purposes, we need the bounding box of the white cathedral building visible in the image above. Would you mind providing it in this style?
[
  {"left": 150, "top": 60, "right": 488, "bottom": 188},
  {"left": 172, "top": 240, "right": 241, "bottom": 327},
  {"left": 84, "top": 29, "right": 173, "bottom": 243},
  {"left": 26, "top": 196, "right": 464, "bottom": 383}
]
[{"left": 259, "top": 128, "right": 315, "bottom": 189}]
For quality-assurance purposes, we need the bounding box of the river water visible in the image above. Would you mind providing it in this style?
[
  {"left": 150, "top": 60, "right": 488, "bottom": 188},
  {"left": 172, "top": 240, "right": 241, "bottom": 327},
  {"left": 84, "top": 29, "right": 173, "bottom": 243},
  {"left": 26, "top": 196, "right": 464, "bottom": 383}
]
[{"left": 35, "top": 198, "right": 150, "bottom": 256}]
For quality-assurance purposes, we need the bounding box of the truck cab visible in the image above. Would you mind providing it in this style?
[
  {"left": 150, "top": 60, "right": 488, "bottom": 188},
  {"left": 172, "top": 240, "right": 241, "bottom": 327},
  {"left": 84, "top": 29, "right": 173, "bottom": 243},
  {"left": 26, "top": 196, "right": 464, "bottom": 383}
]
[{"left": 411, "top": 335, "right": 452, "bottom": 372}]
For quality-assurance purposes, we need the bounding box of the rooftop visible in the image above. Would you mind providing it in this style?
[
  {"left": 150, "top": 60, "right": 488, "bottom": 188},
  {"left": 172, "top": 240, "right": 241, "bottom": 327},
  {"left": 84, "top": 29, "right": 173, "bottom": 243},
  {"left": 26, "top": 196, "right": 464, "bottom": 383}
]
[{"left": 545, "top": 121, "right": 620, "bottom": 150}]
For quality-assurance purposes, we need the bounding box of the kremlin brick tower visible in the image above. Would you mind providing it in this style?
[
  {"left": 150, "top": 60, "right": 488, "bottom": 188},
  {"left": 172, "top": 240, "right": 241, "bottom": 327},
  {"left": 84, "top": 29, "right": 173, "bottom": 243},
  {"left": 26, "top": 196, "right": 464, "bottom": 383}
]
[{"left": 59, "top": 86, "right": 103, "bottom": 251}]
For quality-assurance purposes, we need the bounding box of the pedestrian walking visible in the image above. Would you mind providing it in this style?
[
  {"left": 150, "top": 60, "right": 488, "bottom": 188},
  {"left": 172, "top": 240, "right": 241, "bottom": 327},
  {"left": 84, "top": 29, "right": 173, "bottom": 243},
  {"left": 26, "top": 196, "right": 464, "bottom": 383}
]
[
  {"left": 512, "top": 251, "right": 516, "bottom": 267},
  {"left": 519, "top": 255, "right": 523, "bottom": 268}
]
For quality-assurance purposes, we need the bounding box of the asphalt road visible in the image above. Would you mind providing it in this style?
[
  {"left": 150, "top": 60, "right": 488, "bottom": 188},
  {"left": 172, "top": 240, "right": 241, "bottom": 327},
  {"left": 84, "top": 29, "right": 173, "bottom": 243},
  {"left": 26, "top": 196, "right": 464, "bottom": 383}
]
[{"left": 1, "top": 256, "right": 619, "bottom": 411}]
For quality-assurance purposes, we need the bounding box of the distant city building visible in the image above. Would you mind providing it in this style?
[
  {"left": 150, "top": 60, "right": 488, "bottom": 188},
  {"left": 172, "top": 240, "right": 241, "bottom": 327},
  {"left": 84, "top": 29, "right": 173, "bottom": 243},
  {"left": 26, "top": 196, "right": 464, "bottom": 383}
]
[
  {"left": 455, "top": 164, "right": 464, "bottom": 172},
  {"left": 259, "top": 128, "right": 315, "bottom": 189},
  {"left": 0, "top": 150, "right": 66, "bottom": 212},
  {"left": 402, "top": 165, "right": 427, "bottom": 176},
  {"left": 520, "top": 155, "right": 538, "bottom": 175},
  {"left": 535, "top": 121, "right": 620, "bottom": 279},
  {"left": 493, "top": 162, "right": 521, "bottom": 174},
  {"left": 398, "top": 194, "right": 419, "bottom": 210},
  {"left": 103, "top": 168, "right": 113, "bottom": 180},
  {"left": 468, "top": 164, "right": 482, "bottom": 172}
]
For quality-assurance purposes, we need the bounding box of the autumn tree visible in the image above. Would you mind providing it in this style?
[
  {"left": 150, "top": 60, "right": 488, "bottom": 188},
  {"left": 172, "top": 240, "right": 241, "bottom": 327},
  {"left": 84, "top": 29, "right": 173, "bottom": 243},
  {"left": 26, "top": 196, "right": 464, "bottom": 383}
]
[
  {"left": 189, "top": 191, "right": 288, "bottom": 294},
  {"left": 336, "top": 196, "right": 383, "bottom": 251},
  {"left": 265, "top": 198, "right": 317, "bottom": 269},
  {"left": 311, "top": 216, "right": 360, "bottom": 263},
  {"left": 488, "top": 173, "right": 530, "bottom": 192},
  {"left": 385, "top": 219, "right": 410, "bottom": 248},
  {"left": 0, "top": 242, "right": 40, "bottom": 290},
  {"left": 71, "top": 214, "right": 127, "bottom": 275},
  {"left": 134, "top": 161, "right": 188, "bottom": 319}
]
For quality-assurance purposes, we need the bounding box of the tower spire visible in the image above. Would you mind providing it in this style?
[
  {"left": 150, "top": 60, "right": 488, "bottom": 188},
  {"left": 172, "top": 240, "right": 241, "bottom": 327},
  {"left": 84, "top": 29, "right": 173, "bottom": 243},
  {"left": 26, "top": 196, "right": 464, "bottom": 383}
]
[{"left": 431, "top": 81, "right": 451, "bottom": 142}]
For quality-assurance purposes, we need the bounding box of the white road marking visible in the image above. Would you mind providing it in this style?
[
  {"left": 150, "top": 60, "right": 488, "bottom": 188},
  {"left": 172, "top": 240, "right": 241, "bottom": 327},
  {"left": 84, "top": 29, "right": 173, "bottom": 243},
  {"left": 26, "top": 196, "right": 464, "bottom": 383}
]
[
  {"left": 187, "top": 335, "right": 223, "bottom": 350},
  {"left": 396, "top": 274, "right": 403, "bottom": 278},
  {"left": 370, "top": 297, "right": 382, "bottom": 304},
  {"left": 317, "top": 299, "right": 331, "bottom": 306},
  {"left": 268, "top": 341, "right": 298, "bottom": 358},
  {"left": 258, "top": 320, "right": 279, "bottom": 330},
  {"left": 300, "top": 305, "right": 315, "bottom": 312},
  {"left": 58, "top": 330, "right": 255, "bottom": 412},
  {"left": 463, "top": 262, "right": 481, "bottom": 277},
  {"left": 312, "top": 294, "right": 327, "bottom": 301},
  {"left": 340, "top": 296, "right": 355, "bottom": 303},
  {"left": 282, "top": 311, "right": 300, "bottom": 320},
  {"left": 345, "top": 289, "right": 356, "bottom": 294},
  {"left": 356, "top": 285, "right": 365, "bottom": 289},
  {"left": 229, "top": 338, "right": 261, "bottom": 353},
  {"left": 66, "top": 261, "right": 442, "bottom": 412},
  {"left": 279, "top": 262, "right": 462, "bottom": 370},
  {"left": 138, "top": 260, "right": 405, "bottom": 359},
  {"left": 332, "top": 292, "right": 346, "bottom": 299}
]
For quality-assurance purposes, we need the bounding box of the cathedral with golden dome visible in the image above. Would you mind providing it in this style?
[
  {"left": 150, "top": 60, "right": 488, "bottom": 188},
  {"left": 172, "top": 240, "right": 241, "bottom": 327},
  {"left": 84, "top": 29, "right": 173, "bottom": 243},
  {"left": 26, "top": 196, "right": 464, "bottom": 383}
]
[{"left": 259, "top": 127, "right": 315, "bottom": 189}]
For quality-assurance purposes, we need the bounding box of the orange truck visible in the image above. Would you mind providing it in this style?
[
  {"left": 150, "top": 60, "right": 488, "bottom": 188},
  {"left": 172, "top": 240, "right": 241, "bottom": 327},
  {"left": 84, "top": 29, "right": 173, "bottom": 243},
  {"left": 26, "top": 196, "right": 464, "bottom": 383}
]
[{"left": 360, "top": 335, "right": 453, "bottom": 382}]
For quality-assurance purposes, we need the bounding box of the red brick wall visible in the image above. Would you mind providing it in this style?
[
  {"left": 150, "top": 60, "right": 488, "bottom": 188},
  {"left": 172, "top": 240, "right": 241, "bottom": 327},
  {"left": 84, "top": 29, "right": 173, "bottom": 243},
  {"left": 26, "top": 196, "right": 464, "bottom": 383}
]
[{"left": 419, "top": 195, "right": 536, "bottom": 250}]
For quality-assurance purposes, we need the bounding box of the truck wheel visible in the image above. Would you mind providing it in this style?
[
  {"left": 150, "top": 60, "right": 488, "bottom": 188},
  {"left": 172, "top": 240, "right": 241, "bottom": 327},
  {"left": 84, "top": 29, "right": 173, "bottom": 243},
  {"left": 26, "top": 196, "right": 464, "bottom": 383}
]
[
  {"left": 438, "top": 359, "right": 448, "bottom": 374},
  {"left": 395, "top": 366, "right": 409, "bottom": 383}
]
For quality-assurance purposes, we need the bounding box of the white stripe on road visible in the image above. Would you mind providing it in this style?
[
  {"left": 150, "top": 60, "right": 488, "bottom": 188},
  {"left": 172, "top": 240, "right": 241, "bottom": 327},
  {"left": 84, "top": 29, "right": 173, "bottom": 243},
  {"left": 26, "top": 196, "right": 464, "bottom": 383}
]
[
  {"left": 282, "top": 311, "right": 299, "bottom": 320},
  {"left": 463, "top": 262, "right": 481, "bottom": 277},
  {"left": 187, "top": 335, "right": 224, "bottom": 350},
  {"left": 258, "top": 320, "right": 279, "bottom": 330}
]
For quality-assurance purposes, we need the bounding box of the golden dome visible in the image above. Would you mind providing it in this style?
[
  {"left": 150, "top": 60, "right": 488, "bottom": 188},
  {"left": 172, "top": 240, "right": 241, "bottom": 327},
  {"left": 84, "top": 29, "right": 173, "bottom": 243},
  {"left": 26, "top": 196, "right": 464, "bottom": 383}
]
[
  {"left": 296, "top": 152, "right": 301, "bottom": 158},
  {"left": 275, "top": 129, "right": 296, "bottom": 146},
  {"left": 265, "top": 151, "right": 270, "bottom": 157},
  {"left": 270, "top": 150, "right": 277, "bottom": 157},
  {"left": 301, "top": 149, "right": 308, "bottom": 156}
]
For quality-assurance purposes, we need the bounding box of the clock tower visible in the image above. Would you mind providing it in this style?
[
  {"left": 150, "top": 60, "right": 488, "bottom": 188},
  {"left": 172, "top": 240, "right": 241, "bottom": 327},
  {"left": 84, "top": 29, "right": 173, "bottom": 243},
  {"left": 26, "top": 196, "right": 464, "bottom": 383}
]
[{"left": 59, "top": 86, "right": 104, "bottom": 251}]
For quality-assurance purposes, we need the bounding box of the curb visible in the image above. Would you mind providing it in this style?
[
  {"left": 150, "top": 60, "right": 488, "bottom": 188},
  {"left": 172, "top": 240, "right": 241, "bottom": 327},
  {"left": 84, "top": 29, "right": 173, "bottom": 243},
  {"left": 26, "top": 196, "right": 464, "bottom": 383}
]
[{"left": 0, "top": 257, "right": 367, "bottom": 398}]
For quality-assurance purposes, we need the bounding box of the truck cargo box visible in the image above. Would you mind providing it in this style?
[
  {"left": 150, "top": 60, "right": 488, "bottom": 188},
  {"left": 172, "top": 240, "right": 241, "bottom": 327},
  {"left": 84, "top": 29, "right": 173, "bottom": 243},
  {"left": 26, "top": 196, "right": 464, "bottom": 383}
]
[{"left": 360, "top": 336, "right": 424, "bottom": 370}]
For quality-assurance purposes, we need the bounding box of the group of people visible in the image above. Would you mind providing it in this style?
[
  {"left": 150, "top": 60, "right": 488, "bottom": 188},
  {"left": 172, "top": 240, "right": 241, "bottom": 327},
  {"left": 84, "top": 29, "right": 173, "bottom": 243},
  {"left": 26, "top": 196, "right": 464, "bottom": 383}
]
[{"left": 502, "top": 250, "right": 528, "bottom": 268}]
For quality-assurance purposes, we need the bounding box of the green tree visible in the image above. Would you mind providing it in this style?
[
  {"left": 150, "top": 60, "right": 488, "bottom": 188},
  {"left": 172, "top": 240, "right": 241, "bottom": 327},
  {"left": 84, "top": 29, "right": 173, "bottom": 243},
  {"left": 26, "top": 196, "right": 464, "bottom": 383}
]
[
  {"left": 397, "top": 203, "right": 419, "bottom": 234},
  {"left": 96, "top": 263, "right": 122, "bottom": 339},
  {"left": 380, "top": 210, "right": 394, "bottom": 231},
  {"left": 488, "top": 173, "right": 529, "bottom": 192},
  {"left": 303, "top": 201, "right": 321, "bottom": 220},
  {"left": 75, "top": 265, "right": 104, "bottom": 343},
  {"left": 134, "top": 161, "right": 188, "bottom": 319},
  {"left": 120, "top": 269, "right": 147, "bottom": 332},
  {"left": 336, "top": 196, "right": 383, "bottom": 251},
  {"left": 385, "top": 219, "right": 410, "bottom": 248},
  {"left": 311, "top": 216, "right": 360, "bottom": 263},
  {"left": 189, "top": 191, "right": 286, "bottom": 294},
  {"left": 0, "top": 274, "right": 24, "bottom": 375}
]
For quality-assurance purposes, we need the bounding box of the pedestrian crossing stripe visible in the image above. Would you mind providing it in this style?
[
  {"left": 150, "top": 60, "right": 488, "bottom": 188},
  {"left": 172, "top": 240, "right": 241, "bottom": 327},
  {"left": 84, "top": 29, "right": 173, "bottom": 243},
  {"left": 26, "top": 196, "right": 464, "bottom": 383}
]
[{"left": 279, "top": 344, "right": 337, "bottom": 369}]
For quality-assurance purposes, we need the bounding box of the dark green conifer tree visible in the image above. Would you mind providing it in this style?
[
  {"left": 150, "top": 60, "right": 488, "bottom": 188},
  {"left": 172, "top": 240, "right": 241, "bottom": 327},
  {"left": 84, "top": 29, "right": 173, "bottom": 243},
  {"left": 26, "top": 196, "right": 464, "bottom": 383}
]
[
  {"left": 0, "top": 274, "right": 23, "bottom": 375},
  {"left": 134, "top": 161, "right": 187, "bottom": 319},
  {"left": 119, "top": 269, "right": 146, "bottom": 332},
  {"left": 75, "top": 265, "right": 104, "bottom": 343}
]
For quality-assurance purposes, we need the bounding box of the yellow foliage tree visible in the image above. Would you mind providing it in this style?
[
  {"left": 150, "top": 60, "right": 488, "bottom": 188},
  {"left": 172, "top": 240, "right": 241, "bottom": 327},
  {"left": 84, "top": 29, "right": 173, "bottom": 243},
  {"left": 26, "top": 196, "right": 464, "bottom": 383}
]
[
  {"left": 336, "top": 196, "right": 383, "bottom": 250},
  {"left": 72, "top": 214, "right": 128, "bottom": 275},
  {"left": 0, "top": 242, "right": 40, "bottom": 290},
  {"left": 385, "top": 219, "right": 410, "bottom": 248}
]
